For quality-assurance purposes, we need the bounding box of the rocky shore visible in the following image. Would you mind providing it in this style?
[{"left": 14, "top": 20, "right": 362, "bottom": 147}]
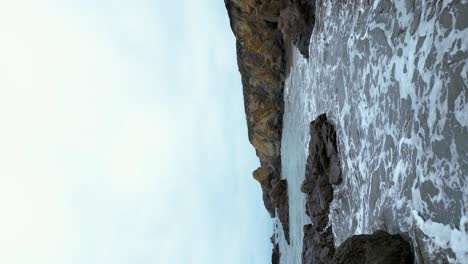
[
  {"left": 225, "top": 1, "right": 420, "bottom": 263},
  {"left": 301, "top": 115, "right": 413, "bottom": 264},
  {"left": 224, "top": 0, "right": 315, "bottom": 219}
]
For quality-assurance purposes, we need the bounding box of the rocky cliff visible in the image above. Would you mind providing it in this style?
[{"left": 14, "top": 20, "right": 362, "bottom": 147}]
[{"left": 224, "top": 0, "right": 315, "bottom": 218}]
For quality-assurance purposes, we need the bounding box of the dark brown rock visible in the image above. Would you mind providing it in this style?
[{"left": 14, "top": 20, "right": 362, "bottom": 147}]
[
  {"left": 226, "top": 0, "right": 286, "bottom": 217},
  {"left": 270, "top": 179, "right": 290, "bottom": 244},
  {"left": 272, "top": 242, "right": 280, "bottom": 264},
  {"left": 225, "top": 0, "right": 316, "bottom": 218},
  {"left": 332, "top": 230, "right": 413, "bottom": 264},
  {"left": 253, "top": 167, "right": 277, "bottom": 216},
  {"left": 301, "top": 114, "right": 342, "bottom": 264},
  {"left": 302, "top": 115, "right": 414, "bottom": 264},
  {"left": 278, "top": 0, "right": 316, "bottom": 58},
  {"left": 270, "top": 234, "right": 280, "bottom": 264}
]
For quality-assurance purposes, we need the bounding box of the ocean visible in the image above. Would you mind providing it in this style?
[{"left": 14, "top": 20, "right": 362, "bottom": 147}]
[{"left": 276, "top": 1, "right": 468, "bottom": 263}]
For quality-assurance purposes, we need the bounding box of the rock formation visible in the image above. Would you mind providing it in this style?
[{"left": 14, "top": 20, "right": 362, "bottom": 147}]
[
  {"left": 332, "top": 230, "right": 413, "bottom": 264},
  {"left": 270, "top": 179, "right": 290, "bottom": 244},
  {"left": 278, "top": 0, "right": 315, "bottom": 58},
  {"left": 271, "top": 235, "right": 280, "bottom": 264},
  {"left": 225, "top": 0, "right": 316, "bottom": 219},
  {"left": 301, "top": 114, "right": 414, "bottom": 263},
  {"left": 301, "top": 114, "right": 342, "bottom": 264}
]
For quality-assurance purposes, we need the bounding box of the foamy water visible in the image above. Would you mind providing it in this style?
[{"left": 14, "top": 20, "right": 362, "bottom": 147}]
[{"left": 279, "top": 1, "right": 468, "bottom": 263}]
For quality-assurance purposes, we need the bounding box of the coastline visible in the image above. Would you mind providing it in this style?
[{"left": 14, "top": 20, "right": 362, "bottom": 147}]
[{"left": 224, "top": 0, "right": 315, "bottom": 216}]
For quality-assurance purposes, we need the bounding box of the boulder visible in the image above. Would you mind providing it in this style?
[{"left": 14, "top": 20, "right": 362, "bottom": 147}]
[
  {"left": 301, "top": 114, "right": 342, "bottom": 264},
  {"left": 301, "top": 115, "right": 414, "bottom": 264},
  {"left": 332, "top": 230, "right": 413, "bottom": 264}
]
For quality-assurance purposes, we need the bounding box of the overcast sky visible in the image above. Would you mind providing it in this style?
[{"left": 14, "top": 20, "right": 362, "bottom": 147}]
[{"left": 0, "top": 0, "right": 272, "bottom": 263}]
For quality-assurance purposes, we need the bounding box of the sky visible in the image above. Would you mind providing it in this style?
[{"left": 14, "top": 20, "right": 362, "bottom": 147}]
[{"left": 0, "top": 0, "right": 272, "bottom": 263}]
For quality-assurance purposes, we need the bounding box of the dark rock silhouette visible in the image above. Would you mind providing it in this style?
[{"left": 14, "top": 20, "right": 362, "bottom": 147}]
[
  {"left": 332, "top": 230, "right": 413, "bottom": 264},
  {"left": 271, "top": 240, "right": 280, "bottom": 264},
  {"left": 301, "top": 115, "right": 414, "bottom": 264},
  {"left": 301, "top": 114, "right": 341, "bottom": 264},
  {"left": 271, "top": 179, "right": 290, "bottom": 244}
]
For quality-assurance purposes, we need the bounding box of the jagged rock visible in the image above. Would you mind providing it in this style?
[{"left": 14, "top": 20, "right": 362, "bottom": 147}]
[
  {"left": 253, "top": 167, "right": 276, "bottom": 216},
  {"left": 332, "top": 230, "right": 413, "bottom": 264},
  {"left": 225, "top": 0, "right": 316, "bottom": 217},
  {"left": 226, "top": 0, "right": 285, "bottom": 216},
  {"left": 302, "top": 115, "right": 414, "bottom": 264},
  {"left": 270, "top": 179, "right": 290, "bottom": 244},
  {"left": 271, "top": 235, "right": 280, "bottom": 264},
  {"left": 301, "top": 114, "right": 342, "bottom": 264},
  {"left": 261, "top": 186, "right": 276, "bottom": 217},
  {"left": 253, "top": 167, "right": 273, "bottom": 188},
  {"left": 278, "top": 0, "right": 315, "bottom": 58}
]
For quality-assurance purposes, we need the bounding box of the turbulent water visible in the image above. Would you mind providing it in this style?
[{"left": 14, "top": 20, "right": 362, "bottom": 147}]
[{"left": 277, "top": 1, "right": 468, "bottom": 263}]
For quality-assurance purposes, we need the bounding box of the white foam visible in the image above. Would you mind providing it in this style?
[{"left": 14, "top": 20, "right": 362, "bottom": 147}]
[
  {"left": 412, "top": 211, "right": 468, "bottom": 263},
  {"left": 281, "top": 0, "right": 468, "bottom": 263}
]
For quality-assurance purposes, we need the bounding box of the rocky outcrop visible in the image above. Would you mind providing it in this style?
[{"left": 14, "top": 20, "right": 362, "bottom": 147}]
[
  {"left": 271, "top": 243, "right": 280, "bottom": 264},
  {"left": 301, "top": 114, "right": 342, "bottom": 264},
  {"left": 253, "top": 167, "right": 277, "bottom": 216},
  {"left": 332, "top": 230, "right": 413, "bottom": 264},
  {"left": 278, "top": 0, "right": 316, "bottom": 58},
  {"left": 224, "top": 1, "right": 318, "bottom": 262},
  {"left": 271, "top": 179, "right": 290, "bottom": 244},
  {"left": 225, "top": 0, "right": 316, "bottom": 218},
  {"left": 271, "top": 235, "right": 280, "bottom": 264},
  {"left": 301, "top": 114, "right": 414, "bottom": 263}
]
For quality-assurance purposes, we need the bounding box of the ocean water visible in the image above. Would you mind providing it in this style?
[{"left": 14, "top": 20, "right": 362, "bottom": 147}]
[{"left": 278, "top": 1, "right": 468, "bottom": 263}]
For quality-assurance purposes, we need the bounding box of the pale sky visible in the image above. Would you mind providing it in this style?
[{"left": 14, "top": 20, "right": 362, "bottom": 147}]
[{"left": 0, "top": 0, "right": 272, "bottom": 263}]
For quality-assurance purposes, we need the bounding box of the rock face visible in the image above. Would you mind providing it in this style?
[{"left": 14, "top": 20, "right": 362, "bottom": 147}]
[
  {"left": 271, "top": 235, "right": 280, "bottom": 264},
  {"left": 226, "top": 2, "right": 287, "bottom": 213},
  {"left": 301, "top": 114, "right": 342, "bottom": 264},
  {"left": 224, "top": 0, "right": 315, "bottom": 218},
  {"left": 270, "top": 179, "right": 290, "bottom": 244},
  {"left": 224, "top": 2, "right": 316, "bottom": 261},
  {"left": 271, "top": 243, "right": 280, "bottom": 264},
  {"left": 332, "top": 230, "right": 413, "bottom": 264},
  {"left": 278, "top": 0, "right": 315, "bottom": 58}
]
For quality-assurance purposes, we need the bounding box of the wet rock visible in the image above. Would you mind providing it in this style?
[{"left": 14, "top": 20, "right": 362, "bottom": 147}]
[
  {"left": 332, "top": 230, "right": 413, "bottom": 264},
  {"left": 272, "top": 244, "right": 280, "bottom": 264},
  {"left": 302, "top": 223, "right": 334, "bottom": 264},
  {"left": 271, "top": 237, "right": 280, "bottom": 264},
  {"left": 301, "top": 114, "right": 414, "bottom": 264},
  {"left": 278, "top": 0, "right": 316, "bottom": 58},
  {"left": 270, "top": 179, "right": 290, "bottom": 244},
  {"left": 301, "top": 114, "right": 341, "bottom": 264}
]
